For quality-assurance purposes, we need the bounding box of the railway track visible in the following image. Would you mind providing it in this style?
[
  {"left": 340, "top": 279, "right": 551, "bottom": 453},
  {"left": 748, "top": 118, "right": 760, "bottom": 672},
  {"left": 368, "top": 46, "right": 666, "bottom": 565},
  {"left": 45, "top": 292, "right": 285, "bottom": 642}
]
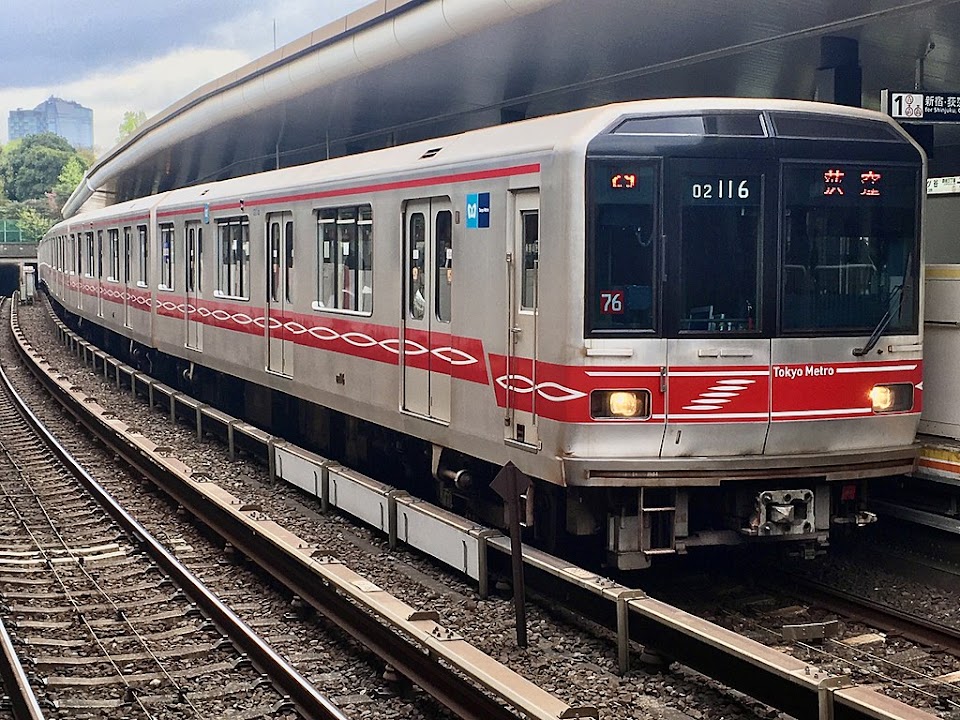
[
  {"left": 0, "top": 298, "right": 341, "bottom": 719},
  {"left": 23, "top": 291, "right": 951, "bottom": 720},
  {"left": 7, "top": 297, "right": 597, "bottom": 720}
]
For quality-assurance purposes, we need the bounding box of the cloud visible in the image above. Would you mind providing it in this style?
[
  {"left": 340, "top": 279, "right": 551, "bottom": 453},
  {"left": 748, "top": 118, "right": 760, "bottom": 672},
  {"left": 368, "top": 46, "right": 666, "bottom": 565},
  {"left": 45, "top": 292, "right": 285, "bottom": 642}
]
[{"left": 1, "top": 47, "right": 249, "bottom": 150}]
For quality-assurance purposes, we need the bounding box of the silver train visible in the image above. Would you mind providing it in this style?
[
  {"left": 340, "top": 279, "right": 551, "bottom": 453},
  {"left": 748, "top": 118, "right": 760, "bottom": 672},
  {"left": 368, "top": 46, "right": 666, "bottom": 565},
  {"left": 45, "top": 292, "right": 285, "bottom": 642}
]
[{"left": 39, "top": 98, "right": 925, "bottom": 569}]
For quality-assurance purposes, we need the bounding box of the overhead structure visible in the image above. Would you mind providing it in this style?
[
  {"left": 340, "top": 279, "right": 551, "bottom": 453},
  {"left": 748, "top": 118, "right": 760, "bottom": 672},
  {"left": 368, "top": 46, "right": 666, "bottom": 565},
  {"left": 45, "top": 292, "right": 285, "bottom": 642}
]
[{"left": 65, "top": 0, "right": 960, "bottom": 216}]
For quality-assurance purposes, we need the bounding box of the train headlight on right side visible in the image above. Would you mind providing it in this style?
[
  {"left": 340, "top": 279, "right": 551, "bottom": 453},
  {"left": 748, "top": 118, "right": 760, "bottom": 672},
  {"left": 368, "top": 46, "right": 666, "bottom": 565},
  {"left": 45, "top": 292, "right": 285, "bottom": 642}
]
[
  {"left": 869, "top": 383, "right": 914, "bottom": 413},
  {"left": 590, "top": 389, "right": 651, "bottom": 419}
]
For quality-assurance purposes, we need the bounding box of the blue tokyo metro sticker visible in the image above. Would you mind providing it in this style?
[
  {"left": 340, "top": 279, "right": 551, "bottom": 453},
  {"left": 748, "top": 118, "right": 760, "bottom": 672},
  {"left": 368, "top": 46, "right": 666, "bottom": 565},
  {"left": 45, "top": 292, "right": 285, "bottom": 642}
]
[{"left": 465, "top": 192, "right": 490, "bottom": 229}]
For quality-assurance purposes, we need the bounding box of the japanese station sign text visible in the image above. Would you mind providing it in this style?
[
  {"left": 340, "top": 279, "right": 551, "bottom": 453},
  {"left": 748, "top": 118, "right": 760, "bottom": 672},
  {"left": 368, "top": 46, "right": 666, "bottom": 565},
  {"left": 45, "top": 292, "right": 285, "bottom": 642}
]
[{"left": 882, "top": 90, "right": 960, "bottom": 123}]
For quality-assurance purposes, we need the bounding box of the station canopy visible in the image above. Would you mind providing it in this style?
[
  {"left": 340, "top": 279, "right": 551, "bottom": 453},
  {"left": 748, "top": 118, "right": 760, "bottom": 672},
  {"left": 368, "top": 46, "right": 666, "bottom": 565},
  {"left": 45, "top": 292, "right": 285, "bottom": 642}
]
[{"left": 65, "top": 0, "right": 960, "bottom": 217}]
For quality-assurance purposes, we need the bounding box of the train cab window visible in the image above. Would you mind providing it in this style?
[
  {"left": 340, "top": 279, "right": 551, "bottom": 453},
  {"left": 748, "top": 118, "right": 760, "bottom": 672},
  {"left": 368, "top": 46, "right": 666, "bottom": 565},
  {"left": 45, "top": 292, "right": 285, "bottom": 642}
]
[
  {"left": 108, "top": 229, "right": 120, "bottom": 281},
  {"left": 408, "top": 212, "right": 426, "bottom": 320},
  {"left": 316, "top": 204, "right": 373, "bottom": 314},
  {"left": 587, "top": 162, "right": 657, "bottom": 334},
  {"left": 159, "top": 223, "right": 175, "bottom": 290},
  {"left": 435, "top": 210, "right": 452, "bottom": 322},
  {"left": 216, "top": 217, "right": 250, "bottom": 299},
  {"left": 780, "top": 164, "right": 919, "bottom": 334},
  {"left": 137, "top": 225, "right": 148, "bottom": 286},
  {"left": 613, "top": 113, "right": 765, "bottom": 137},
  {"left": 679, "top": 174, "right": 761, "bottom": 333}
]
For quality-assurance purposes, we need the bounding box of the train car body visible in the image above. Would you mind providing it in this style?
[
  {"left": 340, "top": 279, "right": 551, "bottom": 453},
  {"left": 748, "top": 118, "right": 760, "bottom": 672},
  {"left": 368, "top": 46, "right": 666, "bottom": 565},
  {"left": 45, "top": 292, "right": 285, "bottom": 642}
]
[{"left": 39, "top": 99, "right": 925, "bottom": 568}]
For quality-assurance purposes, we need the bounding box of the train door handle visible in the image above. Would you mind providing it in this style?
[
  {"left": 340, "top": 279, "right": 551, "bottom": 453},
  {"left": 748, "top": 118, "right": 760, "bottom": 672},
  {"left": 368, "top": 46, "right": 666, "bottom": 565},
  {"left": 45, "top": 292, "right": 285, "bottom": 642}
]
[
  {"left": 510, "top": 327, "right": 522, "bottom": 336},
  {"left": 697, "top": 348, "right": 754, "bottom": 358}
]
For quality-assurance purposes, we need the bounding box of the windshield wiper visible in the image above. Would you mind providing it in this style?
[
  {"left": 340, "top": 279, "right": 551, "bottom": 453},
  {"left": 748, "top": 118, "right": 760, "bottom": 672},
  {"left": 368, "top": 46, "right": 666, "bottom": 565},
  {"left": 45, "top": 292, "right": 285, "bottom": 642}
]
[{"left": 852, "top": 282, "right": 905, "bottom": 357}]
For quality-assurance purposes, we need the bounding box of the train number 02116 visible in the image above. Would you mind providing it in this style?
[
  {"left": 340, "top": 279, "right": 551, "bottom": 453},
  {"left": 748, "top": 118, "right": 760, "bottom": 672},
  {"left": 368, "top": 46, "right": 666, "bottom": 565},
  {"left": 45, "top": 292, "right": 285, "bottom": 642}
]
[{"left": 690, "top": 179, "right": 751, "bottom": 200}]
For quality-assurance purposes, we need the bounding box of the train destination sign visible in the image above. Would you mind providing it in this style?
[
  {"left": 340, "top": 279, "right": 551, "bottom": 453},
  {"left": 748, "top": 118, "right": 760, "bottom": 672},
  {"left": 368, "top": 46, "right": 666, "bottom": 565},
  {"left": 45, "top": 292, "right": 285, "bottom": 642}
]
[{"left": 882, "top": 89, "right": 960, "bottom": 123}]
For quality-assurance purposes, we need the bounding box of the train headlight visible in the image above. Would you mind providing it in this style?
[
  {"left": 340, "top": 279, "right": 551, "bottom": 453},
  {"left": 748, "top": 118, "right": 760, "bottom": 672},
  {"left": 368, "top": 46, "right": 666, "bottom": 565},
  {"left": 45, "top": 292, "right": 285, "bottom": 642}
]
[
  {"left": 590, "top": 389, "right": 650, "bottom": 419},
  {"left": 869, "top": 383, "right": 914, "bottom": 413}
]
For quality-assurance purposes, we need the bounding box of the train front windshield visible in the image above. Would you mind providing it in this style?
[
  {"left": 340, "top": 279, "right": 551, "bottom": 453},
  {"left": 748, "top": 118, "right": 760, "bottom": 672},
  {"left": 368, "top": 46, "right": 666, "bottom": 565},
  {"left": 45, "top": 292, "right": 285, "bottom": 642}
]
[{"left": 781, "top": 164, "right": 918, "bottom": 334}]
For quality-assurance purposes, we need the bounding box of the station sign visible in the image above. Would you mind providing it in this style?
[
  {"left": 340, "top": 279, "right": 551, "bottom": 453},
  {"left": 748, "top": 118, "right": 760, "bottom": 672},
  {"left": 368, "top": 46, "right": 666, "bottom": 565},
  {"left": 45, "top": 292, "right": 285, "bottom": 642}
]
[
  {"left": 927, "top": 176, "right": 960, "bottom": 195},
  {"left": 882, "top": 89, "right": 960, "bottom": 123}
]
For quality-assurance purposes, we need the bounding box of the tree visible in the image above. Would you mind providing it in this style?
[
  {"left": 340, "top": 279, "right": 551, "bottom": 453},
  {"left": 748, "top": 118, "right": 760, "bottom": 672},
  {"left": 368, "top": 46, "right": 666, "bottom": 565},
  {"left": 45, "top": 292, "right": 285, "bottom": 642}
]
[
  {"left": 53, "top": 155, "right": 87, "bottom": 202},
  {"left": 117, "top": 110, "right": 147, "bottom": 143},
  {"left": 16, "top": 205, "right": 54, "bottom": 243},
  {"left": 0, "top": 133, "right": 76, "bottom": 202}
]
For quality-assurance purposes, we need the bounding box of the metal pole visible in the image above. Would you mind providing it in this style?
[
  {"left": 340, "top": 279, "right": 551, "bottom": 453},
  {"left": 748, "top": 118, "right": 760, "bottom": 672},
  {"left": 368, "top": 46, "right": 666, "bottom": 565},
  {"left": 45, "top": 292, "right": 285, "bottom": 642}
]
[{"left": 491, "top": 462, "right": 530, "bottom": 647}]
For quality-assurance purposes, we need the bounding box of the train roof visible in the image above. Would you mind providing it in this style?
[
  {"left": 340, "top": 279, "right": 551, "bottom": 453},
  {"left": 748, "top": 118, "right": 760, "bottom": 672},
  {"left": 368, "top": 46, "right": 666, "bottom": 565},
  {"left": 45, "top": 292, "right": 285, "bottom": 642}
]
[{"left": 47, "top": 97, "right": 911, "bottom": 237}]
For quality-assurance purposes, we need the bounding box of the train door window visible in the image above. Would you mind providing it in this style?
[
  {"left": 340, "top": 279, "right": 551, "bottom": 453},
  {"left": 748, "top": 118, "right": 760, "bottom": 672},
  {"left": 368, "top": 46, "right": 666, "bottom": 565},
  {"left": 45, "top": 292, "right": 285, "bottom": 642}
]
[
  {"left": 196, "top": 227, "right": 203, "bottom": 292},
  {"left": 435, "top": 210, "right": 452, "bottom": 322},
  {"left": 284, "top": 218, "right": 294, "bottom": 304},
  {"left": 358, "top": 206, "right": 372, "bottom": 313},
  {"left": 108, "top": 229, "right": 120, "bottom": 280},
  {"left": 216, "top": 217, "right": 250, "bottom": 299},
  {"left": 123, "top": 228, "right": 131, "bottom": 283},
  {"left": 520, "top": 211, "right": 539, "bottom": 311},
  {"left": 679, "top": 174, "right": 762, "bottom": 332},
  {"left": 586, "top": 162, "right": 657, "bottom": 334},
  {"left": 137, "top": 225, "right": 148, "bottom": 286},
  {"left": 269, "top": 219, "right": 281, "bottom": 302},
  {"left": 73, "top": 234, "right": 80, "bottom": 274},
  {"left": 159, "top": 223, "right": 175, "bottom": 290},
  {"left": 85, "top": 232, "right": 94, "bottom": 276},
  {"left": 186, "top": 226, "right": 196, "bottom": 292},
  {"left": 97, "top": 231, "right": 104, "bottom": 278},
  {"left": 408, "top": 212, "right": 426, "bottom": 320}
]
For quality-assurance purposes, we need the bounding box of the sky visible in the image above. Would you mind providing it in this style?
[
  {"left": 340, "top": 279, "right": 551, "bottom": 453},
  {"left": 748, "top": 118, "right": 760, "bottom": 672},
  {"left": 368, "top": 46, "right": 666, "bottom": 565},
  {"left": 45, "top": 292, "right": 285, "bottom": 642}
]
[{"left": 1, "top": 0, "right": 372, "bottom": 151}]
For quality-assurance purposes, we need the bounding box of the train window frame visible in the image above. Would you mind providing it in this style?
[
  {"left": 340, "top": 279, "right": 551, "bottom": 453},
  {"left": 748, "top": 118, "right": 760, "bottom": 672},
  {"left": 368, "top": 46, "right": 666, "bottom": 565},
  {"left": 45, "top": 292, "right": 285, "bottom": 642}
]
[
  {"left": 159, "top": 223, "right": 175, "bottom": 291},
  {"left": 137, "top": 225, "right": 149, "bottom": 287},
  {"left": 611, "top": 112, "right": 767, "bottom": 137},
  {"left": 585, "top": 158, "right": 660, "bottom": 337},
  {"left": 214, "top": 216, "right": 251, "bottom": 301},
  {"left": 107, "top": 228, "right": 120, "bottom": 282},
  {"left": 313, "top": 203, "right": 374, "bottom": 317}
]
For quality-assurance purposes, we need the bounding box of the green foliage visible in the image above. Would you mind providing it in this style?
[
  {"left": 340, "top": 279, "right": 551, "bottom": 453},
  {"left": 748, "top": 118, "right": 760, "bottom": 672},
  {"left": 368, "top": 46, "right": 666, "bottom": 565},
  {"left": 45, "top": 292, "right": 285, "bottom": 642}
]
[
  {"left": 0, "top": 133, "right": 78, "bottom": 202},
  {"left": 53, "top": 156, "right": 87, "bottom": 202},
  {"left": 117, "top": 110, "right": 147, "bottom": 143},
  {"left": 15, "top": 205, "right": 55, "bottom": 243}
]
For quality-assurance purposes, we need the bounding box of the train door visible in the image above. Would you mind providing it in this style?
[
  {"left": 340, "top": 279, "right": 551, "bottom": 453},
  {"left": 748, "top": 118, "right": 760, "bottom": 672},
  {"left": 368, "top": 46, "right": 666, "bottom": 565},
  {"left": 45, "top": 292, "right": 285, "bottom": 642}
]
[
  {"left": 185, "top": 222, "right": 203, "bottom": 350},
  {"left": 122, "top": 227, "right": 132, "bottom": 328},
  {"left": 401, "top": 197, "right": 452, "bottom": 422},
  {"left": 504, "top": 191, "right": 541, "bottom": 448},
  {"left": 96, "top": 230, "right": 104, "bottom": 317},
  {"left": 266, "top": 212, "right": 294, "bottom": 376},
  {"left": 661, "top": 159, "right": 771, "bottom": 457}
]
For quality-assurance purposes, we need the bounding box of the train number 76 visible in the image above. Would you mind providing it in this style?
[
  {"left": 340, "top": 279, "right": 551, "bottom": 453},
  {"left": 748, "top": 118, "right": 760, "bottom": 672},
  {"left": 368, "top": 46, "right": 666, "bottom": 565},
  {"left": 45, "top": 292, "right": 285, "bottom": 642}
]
[{"left": 600, "top": 290, "right": 625, "bottom": 315}]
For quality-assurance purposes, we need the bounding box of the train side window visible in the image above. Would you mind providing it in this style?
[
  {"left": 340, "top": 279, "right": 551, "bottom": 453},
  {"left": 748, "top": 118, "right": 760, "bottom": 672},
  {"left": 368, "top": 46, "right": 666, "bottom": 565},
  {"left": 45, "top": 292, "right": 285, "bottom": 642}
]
[
  {"left": 123, "top": 227, "right": 131, "bottom": 283},
  {"left": 215, "top": 217, "right": 250, "bottom": 300},
  {"left": 108, "top": 229, "right": 120, "bottom": 281},
  {"left": 85, "top": 232, "right": 94, "bottom": 277},
  {"left": 284, "top": 219, "right": 294, "bottom": 304},
  {"left": 314, "top": 204, "right": 373, "bottom": 314},
  {"left": 159, "top": 223, "right": 175, "bottom": 290},
  {"left": 137, "top": 225, "right": 148, "bottom": 286},
  {"left": 435, "top": 210, "right": 453, "bottom": 323},
  {"left": 520, "top": 210, "right": 539, "bottom": 311},
  {"left": 408, "top": 212, "right": 426, "bottom": 320}
]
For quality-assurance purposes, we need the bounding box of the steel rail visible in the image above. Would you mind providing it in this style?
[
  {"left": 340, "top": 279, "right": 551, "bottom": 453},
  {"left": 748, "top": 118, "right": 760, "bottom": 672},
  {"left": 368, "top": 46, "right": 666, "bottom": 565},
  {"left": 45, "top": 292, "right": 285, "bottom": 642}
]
[
  {"left": 18, "top": 303, "right": 585, "bottom": 720},
  {"left": 3, "top": 302, "right": 348, "bottom": 720},
  {"left": 0, "top": 615, "right": 46, "bottom": 720}
]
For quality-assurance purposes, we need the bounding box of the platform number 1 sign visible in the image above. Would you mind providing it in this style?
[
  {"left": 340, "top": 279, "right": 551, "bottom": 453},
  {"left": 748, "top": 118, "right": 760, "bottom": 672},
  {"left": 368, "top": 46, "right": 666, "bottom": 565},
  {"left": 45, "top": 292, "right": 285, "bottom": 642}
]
[{"left": 889, "top": 93, "right": 924, "bottom": 119}]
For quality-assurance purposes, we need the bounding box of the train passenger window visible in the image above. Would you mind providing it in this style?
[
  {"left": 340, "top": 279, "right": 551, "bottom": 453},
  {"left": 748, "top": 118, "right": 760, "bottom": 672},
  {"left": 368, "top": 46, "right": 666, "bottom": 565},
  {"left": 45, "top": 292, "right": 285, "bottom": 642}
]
[
  {"left": 216, "top": 217, "right": 250, "bottom": 299},
  {"left": 137, "top": 225, "right": 148, "bottom": 286},
  {"left": 269, "top": 221, "right": 281, "bottom": 303},
  {"left": 159, "top": 224, "right": 175, "bottom": 290},
  {"left": 587, "top": 163, "right": 657, "bottom": 334},
  {"left": 780, "top": 164, "right": 918, "bottom": 333},
  {"left": 123, "top": 228, "right": 131, "bottom": 283},
  {"left": 285, "top": 219, "right": 294, "bottom": 304},
  {"left": 108, "top": 229, "right": 120, "bottom": 281},
  {"left": 520, "top": 211, "right": 538, "bottom": 311},
  {"left": 315, "top": 204, "right": 373, "bottom": 314},
  {"left": 85, "top": 232, "right": 94, "bottom": 276},
  {"left": 408, "top": 212, "right": 426, "bottom": 320},
  {"left": 435, "top": 210, "right": 452, "bottom": 322},
  {"left": 679, "top": 175, "right": 762, "bottom": 333}
]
